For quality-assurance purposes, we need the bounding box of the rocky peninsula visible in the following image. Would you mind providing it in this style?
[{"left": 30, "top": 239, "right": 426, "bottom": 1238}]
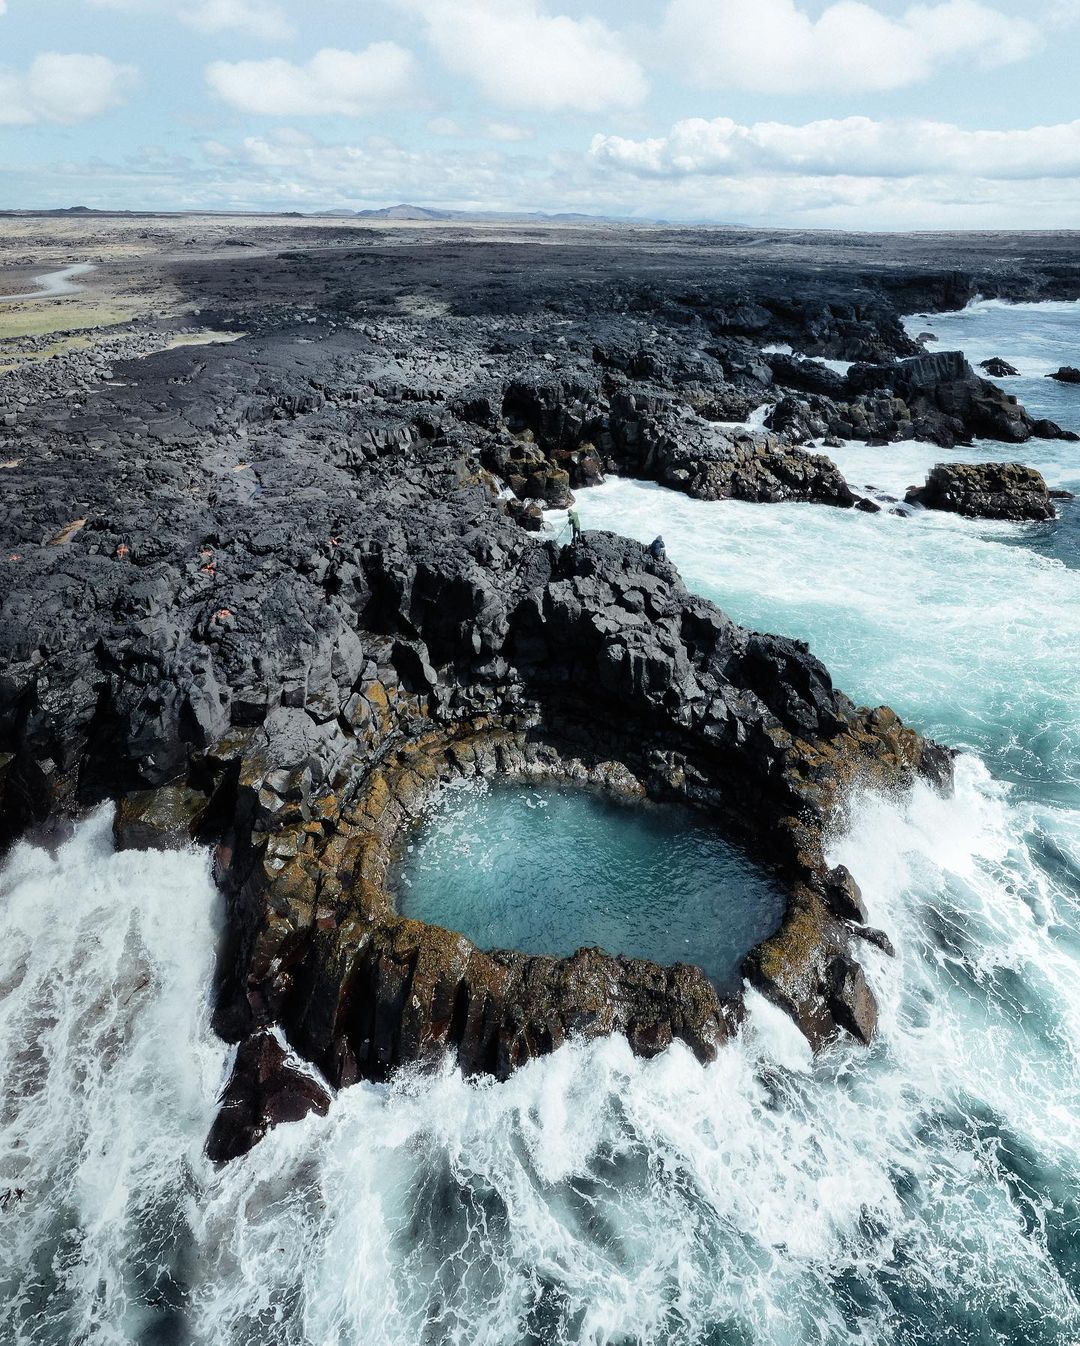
[{"left": 1, "top": 217, "right": 1077, "bottom": 1159}]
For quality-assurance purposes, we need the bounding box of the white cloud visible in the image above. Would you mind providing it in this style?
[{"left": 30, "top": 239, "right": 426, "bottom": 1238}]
[
  {"left": 591, "top": 115, "right": 1080, "bottom": 180},
  {"left": 11, "top": 123, "right": 1080, "bottom": 231},
  {"left": 427, "top": 117, "right": 534, "bottom": 141},
  {"left": 612, "top": 171, "right": 1080, "bottom": 230},
  {"left": 485, "top": 121, "right": 533, "bottom": 142},
  {"left": 181, "top": 1, "right": 294, "bottom": 41},
  {"left": 396, "top": 0, "right": 648, "bottom": 113},
  {"left": 206, "top": 44, "right": 416, "bottom": 116},
  {"left": 177, "top": 136, "right": 1080, "bottom": 229},
  {"left": 87, "top": 0, "right": 293, "bottom": 39},
  {"left": 428, "top": 116, "right": 465, "bottom": 137},
  {"left": 660, "top": 0, "right": 1041, "bottom": 94},
  {"left": 196, "top": 127, "right": 524, "bottom": 209},
  {"left": 0, "top": 52, "right": 135, "bottom": 126}
]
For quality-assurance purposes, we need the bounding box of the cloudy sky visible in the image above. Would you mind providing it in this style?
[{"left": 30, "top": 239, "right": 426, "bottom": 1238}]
[{"left": 1, "top": 0, "right": 1079, "bottom": 226}]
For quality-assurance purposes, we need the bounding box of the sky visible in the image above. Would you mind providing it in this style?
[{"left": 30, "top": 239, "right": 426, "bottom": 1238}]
[{"left": 1, "top": 0, "right": 1080, "bottom": 227}]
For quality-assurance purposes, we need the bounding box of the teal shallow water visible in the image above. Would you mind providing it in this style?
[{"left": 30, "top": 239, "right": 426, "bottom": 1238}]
[
  {"left": 396, "top": 779, "right": 786, "bottom": 991},
  {"left": 2, "top": 301, "right": 1079, "bottom": 1346}
]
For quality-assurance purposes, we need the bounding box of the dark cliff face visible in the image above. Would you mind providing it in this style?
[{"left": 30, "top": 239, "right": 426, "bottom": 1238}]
[{"left": 5, "top": 230, "right": 1076, "bottom": 1159}]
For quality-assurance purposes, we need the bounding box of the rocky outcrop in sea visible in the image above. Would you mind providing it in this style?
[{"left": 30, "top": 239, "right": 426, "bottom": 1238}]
[{"left": 906, "top": 462, "right": 1059, "bottom": 521}]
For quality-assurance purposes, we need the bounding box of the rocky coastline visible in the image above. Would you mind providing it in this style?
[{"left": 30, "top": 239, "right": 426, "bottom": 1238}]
[{"left": 1, "top": 222, "right": 1076, "bottom": 1159}]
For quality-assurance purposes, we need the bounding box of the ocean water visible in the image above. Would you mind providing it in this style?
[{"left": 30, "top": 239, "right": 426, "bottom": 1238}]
[
  {"left": 0, "top": 810, "right": 228, "bottom": 1344},
  {"left": 396, "top": 779, "right": 786, "bottom": 991},
  {"left": 909, "top": 298, "right": 1080, "bottom": 427},
  {"left": 2, "top": 303, "right": 1079, "bottom": 1345}
]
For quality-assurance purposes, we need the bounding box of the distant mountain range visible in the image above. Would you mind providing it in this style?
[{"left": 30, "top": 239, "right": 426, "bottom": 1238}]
[
  {"left": 0, "top": 203, "right": 673, "bottom": 226},
  {"left": 317, "top": 203, "right": 660, "bottom": 224}
]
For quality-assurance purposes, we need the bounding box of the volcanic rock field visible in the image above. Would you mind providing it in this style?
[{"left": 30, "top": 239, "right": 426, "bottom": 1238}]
[{"left": 2, "top": 217, "right": 1078, "bottom": 1158}]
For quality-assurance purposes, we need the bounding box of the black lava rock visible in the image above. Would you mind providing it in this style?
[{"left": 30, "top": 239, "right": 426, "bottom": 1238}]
[{"left": 906, "top": 462, "right": 1056, "bottom": 520}]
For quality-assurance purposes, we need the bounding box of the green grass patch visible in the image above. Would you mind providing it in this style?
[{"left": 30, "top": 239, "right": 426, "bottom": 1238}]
[{"left": 0, "top": 302, "right": 134, "bottom": 341}]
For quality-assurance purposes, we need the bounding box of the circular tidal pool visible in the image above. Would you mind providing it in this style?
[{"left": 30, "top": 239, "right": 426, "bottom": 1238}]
[{"left": 395, "top": 778, "right": 787, "bottom": 991}]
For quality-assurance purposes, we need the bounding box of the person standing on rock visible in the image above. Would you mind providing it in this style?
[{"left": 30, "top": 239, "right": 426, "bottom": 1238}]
[
  {"left": 650, "top": 536, "right": 667, "bottom": 561},
  {"left": 568, "top": 508, "right": 582, "bottom": 542}
]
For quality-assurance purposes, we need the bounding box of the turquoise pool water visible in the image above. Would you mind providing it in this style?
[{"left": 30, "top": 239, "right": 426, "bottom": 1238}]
[{"left": 396, "top": 779, "right": 787, "bottom": 989}]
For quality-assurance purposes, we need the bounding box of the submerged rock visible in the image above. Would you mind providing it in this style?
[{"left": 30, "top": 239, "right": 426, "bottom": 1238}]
[
  {"left": 905, "top": 462, "right": 1057, "bottom": 521},
  {"left": 206, "top": 1029, "right": 332, "bottom": 1164}
]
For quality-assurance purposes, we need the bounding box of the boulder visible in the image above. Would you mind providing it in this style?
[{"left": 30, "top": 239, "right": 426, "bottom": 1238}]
[
  {"left": 113, "top": 784, "right": 210, "bottom": 850},
  {"left": 979, "top": 357, "right": 1019, "bottom": 378},
  {"left": 506, "top": 498, "right": 546, "bottom": 531},
  {"left": 827, "top": 957, "right": 878, "bottom": 1045},
  {"left": 766, "top": 353, "right": 847, "bottom": 398},
  {"left": 1032, "top": 418, "right": 1080, "bottom": 442},
  {"left": 823, "top": 864, "right": 868, "bottom": 923},
  {"left": 1048, "top": 366, "right": 1080, "bottom": 384},
  {"left": 746, "top": 896, "right": 879, "bottom": 1050},
  {"left": 905, "top": 462, "right": 1056, "bottom": 521}
]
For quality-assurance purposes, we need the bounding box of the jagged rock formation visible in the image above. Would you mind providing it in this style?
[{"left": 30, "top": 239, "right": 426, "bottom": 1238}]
[
  {"left": 906, "top": 462, "right": 1057, "bottom": 521},
  {"left": 606, "top": 391, "right": 856, "bottom": 505},
  {"left": 3, "top": 226, "right": 1076, "bottom": 1159},
  {"left": 766, "top": 350, "right": 1077, "bottom": 449},
  {"left": 205, "top": 1029, "right": 332, "bottom": 1164},
  {"left": 191, "top": 528, "right": 949, "bottom": 1161},
  {"left": 1049, "top": 366, "right": 1080, "bottom": 384},
  {"left": 474, "top": 349, "right": 1075, "bottom": 518}
]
